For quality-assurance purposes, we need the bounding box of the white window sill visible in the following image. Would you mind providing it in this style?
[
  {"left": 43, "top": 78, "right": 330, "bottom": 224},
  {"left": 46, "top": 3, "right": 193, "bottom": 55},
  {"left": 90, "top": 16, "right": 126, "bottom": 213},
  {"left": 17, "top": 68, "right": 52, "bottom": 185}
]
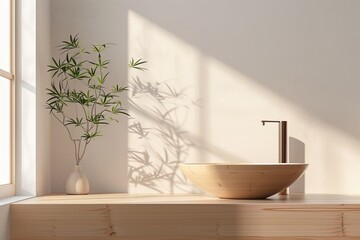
[{"left": 0, "top": 196, "right": 33, "bottom": 206}]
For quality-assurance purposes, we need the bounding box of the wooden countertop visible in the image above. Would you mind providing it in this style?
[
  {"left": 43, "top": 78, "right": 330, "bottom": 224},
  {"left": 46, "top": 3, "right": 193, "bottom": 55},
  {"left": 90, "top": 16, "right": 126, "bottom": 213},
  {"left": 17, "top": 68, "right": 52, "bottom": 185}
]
[
  {"left": 11, "top": 194, "right": 360, "bottom": 240},
  {"left": 12, "top": 193, "right": 360, "bottom": 205}
]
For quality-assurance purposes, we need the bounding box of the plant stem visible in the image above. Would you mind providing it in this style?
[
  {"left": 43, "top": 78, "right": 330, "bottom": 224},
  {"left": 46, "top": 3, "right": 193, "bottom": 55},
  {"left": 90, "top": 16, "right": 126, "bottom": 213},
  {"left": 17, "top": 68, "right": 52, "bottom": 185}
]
[
  {"left": 79, "top": 140, "right": 89, "bottom": 162},
  {"left": 51, "top": 112, "right": 80, "bottom": 163}
]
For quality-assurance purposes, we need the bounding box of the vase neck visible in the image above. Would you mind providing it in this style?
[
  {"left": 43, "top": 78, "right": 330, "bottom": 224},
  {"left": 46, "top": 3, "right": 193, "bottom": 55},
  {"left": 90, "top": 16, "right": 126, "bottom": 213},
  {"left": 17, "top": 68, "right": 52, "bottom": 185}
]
[{"left": 75, "top": 165, "right": 82, "bottom": 171}]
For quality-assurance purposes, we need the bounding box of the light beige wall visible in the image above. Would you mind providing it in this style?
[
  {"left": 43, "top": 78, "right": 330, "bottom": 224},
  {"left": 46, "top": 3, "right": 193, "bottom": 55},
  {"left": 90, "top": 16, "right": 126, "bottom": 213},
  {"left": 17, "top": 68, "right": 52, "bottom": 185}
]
[
  {"left": 51, "top": 0, "right": 360, "bottom": 194},
  {"left": 36, "top": 0, "right": 52, "bottom": 196}
]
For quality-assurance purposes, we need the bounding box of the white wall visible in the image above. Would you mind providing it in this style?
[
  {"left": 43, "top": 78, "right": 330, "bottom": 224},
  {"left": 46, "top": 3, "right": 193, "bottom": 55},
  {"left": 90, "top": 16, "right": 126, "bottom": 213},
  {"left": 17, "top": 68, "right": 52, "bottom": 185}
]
[
  {"left": 16, "top": 0, "right": 37, "bottom": 197},
  {"left": 35, "top": 0, "right": 52, "bottom": 196},
  {"left": 16, "top": 0, "right": 51, "bottom": 196},
  {"left": 50, "top": 0, "right": 360, "bottom": 195}
]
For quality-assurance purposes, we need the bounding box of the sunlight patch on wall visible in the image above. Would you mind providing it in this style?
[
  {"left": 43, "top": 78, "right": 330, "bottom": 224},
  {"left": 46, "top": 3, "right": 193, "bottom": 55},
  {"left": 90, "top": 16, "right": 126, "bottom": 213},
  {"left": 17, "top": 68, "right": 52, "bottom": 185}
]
[
  {"left": 207, "top": 56, "right": 360, "bottom": 194},
  {"left": 127, "top": 10, "right": 360, "bottom": 195},
  {"left": 17, "top": 0, "right": 37, "bottom": 196}
]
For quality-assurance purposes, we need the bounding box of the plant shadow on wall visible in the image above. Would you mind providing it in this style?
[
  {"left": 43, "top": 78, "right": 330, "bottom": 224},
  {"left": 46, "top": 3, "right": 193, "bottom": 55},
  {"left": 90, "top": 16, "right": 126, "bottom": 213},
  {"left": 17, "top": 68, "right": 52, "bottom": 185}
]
[{"left": 128, "top": 77, "right": 202, "bottom": 193}]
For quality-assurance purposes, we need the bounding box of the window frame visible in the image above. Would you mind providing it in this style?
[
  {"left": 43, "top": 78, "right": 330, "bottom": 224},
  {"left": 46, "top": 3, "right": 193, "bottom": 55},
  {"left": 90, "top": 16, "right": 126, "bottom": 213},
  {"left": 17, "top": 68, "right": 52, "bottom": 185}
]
[{"left": 0, "top": 0, "right": 16, "bottom": 198}]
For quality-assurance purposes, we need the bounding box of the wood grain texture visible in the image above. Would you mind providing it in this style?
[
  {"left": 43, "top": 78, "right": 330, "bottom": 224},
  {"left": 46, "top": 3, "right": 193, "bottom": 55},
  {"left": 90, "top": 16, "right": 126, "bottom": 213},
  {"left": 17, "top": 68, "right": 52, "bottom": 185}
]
[
  {"left": 180, "top": 163, "right": 308, "bottom": 199},
  {"left": 11, "top": 194, "right": 360, "bottom": 240}
]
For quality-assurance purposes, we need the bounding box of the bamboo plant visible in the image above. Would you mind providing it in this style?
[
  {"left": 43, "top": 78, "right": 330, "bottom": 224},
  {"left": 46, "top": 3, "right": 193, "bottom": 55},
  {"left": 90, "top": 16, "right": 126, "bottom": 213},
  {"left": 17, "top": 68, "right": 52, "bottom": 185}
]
[{"left": 46, "top": 35, "right": 146, "bottom": 165}]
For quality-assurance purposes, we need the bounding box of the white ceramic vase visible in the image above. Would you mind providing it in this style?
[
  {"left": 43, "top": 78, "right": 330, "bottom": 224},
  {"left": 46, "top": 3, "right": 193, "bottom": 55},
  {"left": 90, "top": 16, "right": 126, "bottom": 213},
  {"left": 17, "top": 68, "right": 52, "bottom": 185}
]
[{"left": 66, "top": 165, "right": 89, "bottom": 195}]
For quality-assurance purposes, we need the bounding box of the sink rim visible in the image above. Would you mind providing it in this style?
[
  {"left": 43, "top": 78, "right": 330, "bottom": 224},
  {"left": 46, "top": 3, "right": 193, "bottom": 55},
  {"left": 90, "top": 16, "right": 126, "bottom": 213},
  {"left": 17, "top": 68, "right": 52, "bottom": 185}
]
[{"left": 180, "top": 163, "right": 308, "bottom": 166}]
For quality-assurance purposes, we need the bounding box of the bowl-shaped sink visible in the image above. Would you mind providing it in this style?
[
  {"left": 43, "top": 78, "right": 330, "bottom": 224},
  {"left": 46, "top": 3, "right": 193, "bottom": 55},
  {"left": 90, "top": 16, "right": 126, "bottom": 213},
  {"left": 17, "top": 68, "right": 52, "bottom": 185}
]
[{"left": 180, "top": 163, "right": 308, "bottom": 199}]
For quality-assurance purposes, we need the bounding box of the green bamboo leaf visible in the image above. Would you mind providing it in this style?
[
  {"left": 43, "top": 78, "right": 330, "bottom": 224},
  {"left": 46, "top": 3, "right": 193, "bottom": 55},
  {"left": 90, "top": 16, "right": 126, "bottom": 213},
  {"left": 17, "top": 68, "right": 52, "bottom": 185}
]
[{"left": 46, "top": 34, "right": 139, "bottom": 162}]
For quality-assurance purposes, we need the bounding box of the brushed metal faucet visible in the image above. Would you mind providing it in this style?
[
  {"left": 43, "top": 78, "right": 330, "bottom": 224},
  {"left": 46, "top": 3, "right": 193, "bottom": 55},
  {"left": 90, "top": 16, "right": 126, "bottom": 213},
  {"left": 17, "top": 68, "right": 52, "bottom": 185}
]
[{"left": 261, "top": 120, "right": 288, "bottom": 195}]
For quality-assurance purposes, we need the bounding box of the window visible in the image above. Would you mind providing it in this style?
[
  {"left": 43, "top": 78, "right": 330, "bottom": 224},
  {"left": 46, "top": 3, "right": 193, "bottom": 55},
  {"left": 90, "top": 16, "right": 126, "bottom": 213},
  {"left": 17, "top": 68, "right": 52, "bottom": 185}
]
[{"left": 0, "top": 0, "right": 15, "bottom": 198}]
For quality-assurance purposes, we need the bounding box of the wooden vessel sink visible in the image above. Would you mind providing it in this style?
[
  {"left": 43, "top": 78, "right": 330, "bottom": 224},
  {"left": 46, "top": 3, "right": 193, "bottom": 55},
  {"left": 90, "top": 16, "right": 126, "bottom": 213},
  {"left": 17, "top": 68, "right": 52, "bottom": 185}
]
[{"left": 180, "top": 163, "right": 308, "bottom": 199}]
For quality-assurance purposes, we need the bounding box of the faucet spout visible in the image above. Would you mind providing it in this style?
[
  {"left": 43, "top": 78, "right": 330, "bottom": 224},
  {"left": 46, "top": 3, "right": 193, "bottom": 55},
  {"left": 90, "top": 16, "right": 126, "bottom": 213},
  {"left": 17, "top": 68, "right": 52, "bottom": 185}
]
[
  {"left": 261, "top": 120, "right": 287, "bottom": 164},
  {"left": 261, "top": 120, "right": 280, "bottom": 126}
]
